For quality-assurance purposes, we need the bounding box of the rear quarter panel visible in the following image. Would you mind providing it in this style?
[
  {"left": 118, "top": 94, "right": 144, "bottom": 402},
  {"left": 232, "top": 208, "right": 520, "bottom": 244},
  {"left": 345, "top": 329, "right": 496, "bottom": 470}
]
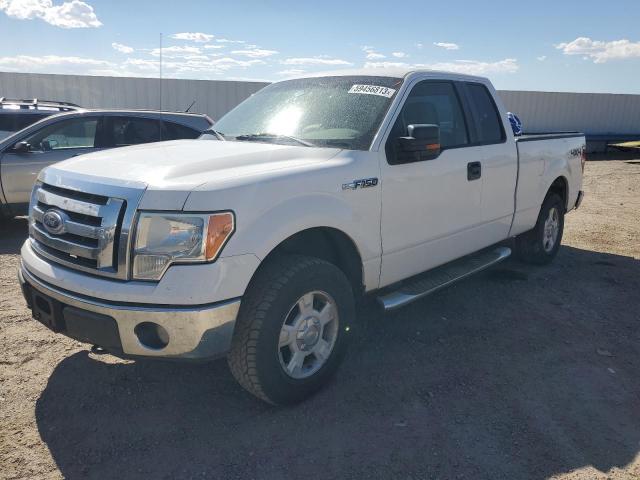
[{"left": 511, "top": 136, "right": 584, "bottom": 236}]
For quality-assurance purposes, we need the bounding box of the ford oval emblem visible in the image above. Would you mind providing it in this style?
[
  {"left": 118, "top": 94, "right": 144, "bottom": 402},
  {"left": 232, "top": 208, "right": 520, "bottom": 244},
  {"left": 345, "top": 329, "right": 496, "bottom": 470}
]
[{"left": 42, "top": 209, "right": 67, "bottom": 235}]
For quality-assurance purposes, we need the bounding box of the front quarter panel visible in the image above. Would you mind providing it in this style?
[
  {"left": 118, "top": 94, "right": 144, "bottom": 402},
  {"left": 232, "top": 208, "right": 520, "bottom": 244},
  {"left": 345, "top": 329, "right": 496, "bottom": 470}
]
[{"left": 183, "top": 150, "right": 383, "bottom": 291}]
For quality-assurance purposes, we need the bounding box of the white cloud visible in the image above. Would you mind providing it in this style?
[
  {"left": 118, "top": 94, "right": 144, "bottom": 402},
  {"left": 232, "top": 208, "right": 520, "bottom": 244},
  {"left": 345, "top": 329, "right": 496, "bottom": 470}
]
[
  {"left": 231, "top": 48, "right": 278, "bottom": 58},
  {"left": 434, "top": 42, "right": 460, "bottom": 50},
  {"left": 415, "top": 43, "right": 424, "bottom": 49},
  {"left": 150, "top": 45, "right": 201, "bottom": 57},
  {"left": 0, "top": 54, "right": 113, "bottom": 72},
  {"left": 216, "top": 38, "right": 245, "bottom": 44},
  {"left": 364, "top": 58, "right": 519, "bottom": 75},
  {"left": 362, "top": 46, "right": 385, "bottom": 60},
  {"left": 555, "top": 37, "right": 640, "bottom": 63},
  {"left": 392, "top": 52, "right": 407, "bottom": 58},
  {"left": 209, "top": 57, "right": 265, "bottom": 68},
  {"left": 364, "top": 61, "right": 407, "bottom": 69},
  {"left": 366, "top": 52, "right": 385, "bottom": 59},
  {"left": 170, "top": 32, "right": 214, "bottom": 43},
  {"left": 203, "top": 44, "right": 224, "bottom": 49},
  {"left": 537, "top": 55, "right": 547, "bottom": 61},
  {"left": 112, "top": 42, "right": 134, "bottom": 54},
  {"left": 0, "top": 0, "right": 101, "bottom": 28},
  {"left": 281, "top": 57, "right": 352, "bottom": 66},
  {"left": 277, "top": 68, "right": 306, "bottom": 76}
]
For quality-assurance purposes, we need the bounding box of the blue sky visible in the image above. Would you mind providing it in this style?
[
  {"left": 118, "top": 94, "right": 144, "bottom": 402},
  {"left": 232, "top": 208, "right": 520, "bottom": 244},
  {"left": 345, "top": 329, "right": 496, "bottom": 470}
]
[{"left": 1, "top": 0, "right": 640, "bottom": 93}]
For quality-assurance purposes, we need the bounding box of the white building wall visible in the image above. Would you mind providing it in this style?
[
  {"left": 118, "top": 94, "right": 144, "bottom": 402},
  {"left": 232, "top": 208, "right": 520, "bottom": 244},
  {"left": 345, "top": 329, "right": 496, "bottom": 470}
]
[
  {"left": 1, "top": 71, "right": 639, "bottom": 137},
  {"left": 0, "top": 71, "right": 268, "bottom": 121},
  {"left": 499, "top": 90, "right": 640, "bottom": 135}
]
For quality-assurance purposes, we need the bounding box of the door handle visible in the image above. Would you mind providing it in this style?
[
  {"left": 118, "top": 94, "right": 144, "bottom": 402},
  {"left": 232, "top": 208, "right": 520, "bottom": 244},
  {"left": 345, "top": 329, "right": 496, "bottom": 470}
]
[{"left": 467, "top": 161, "right": 481, "bottom": 181}]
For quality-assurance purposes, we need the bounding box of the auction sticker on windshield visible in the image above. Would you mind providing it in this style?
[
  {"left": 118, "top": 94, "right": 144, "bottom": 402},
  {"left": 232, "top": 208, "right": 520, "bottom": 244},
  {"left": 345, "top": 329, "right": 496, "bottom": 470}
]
[{"left": 348, "top": 84, "right": 396, "bottom": 98}]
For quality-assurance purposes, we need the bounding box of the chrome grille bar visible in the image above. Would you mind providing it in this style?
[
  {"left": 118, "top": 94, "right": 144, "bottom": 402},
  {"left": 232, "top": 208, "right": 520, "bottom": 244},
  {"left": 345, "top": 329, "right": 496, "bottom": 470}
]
[
  {"left": 29, "top": 182, "right": 126, "bottom": 276},
  {"left": 31, "top": 224, "right": 100, "bottom": 259},
  {"left": 32, "top": 204, "right": 101, "bottom": 239},
  {"left": 36, "top": 188, "right": 105, "bottom": 217}
]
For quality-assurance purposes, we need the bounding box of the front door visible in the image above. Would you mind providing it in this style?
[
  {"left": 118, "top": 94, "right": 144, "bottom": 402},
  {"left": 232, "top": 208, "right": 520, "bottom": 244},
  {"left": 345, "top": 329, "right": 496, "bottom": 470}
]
[
  {"left": 0, "top": 116, "right": 104, "bottom": 206},
  {"left": 379, "top": 80, "right": 484, "bottom": 286}
]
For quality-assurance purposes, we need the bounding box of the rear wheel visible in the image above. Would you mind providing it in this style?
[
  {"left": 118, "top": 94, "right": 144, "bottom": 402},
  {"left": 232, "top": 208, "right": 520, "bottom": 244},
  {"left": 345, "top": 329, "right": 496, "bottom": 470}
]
[
  {"left": 228, "top": 254, "right": 354, "bottom": 405},
  {"left": 515, "top": 193, "right": 565, "bottom": 265}
]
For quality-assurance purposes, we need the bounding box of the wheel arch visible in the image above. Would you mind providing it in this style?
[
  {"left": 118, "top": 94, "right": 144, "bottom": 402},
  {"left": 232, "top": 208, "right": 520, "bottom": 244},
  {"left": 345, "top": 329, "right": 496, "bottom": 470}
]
[
  {"left": 546, "top": 175, "right": 569, "bottom": 211},
  {"left": 253, "top": 227, "right": 365, "bottom": 297}
]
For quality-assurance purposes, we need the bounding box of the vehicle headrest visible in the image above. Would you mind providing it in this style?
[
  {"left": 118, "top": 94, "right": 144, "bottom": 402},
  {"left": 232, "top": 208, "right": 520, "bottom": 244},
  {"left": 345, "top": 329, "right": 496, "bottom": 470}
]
[{"left": 403, "top": 101, "right": 439, "bottom": 126}]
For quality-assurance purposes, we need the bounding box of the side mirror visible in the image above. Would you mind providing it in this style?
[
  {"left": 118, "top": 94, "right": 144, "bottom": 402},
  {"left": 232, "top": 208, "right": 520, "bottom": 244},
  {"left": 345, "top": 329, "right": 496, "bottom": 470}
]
[
  {"left": 393, "top": 124, "right": 441, "bottom": 164},
  {"left": 11, "top": 141, "right": 31, "bottom": 154}
]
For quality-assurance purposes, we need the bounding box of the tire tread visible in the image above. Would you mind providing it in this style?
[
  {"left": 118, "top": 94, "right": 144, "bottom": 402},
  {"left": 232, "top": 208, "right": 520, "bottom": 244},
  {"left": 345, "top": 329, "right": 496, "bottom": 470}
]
[{"left": 227, "top": 255, "right": 332, "bottom": 404}]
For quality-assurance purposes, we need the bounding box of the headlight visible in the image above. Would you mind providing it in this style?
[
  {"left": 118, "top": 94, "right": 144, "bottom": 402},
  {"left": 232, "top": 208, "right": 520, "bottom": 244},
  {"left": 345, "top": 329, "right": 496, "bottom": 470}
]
[{"left": 132, "top": 212, "right": 234, "bottom": 280}]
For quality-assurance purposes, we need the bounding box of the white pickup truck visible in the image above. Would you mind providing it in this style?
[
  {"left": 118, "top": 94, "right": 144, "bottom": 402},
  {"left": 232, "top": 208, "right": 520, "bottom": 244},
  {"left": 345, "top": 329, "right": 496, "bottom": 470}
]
[{"left": 19, "top": 69, "right": 585, "bottom": 405}]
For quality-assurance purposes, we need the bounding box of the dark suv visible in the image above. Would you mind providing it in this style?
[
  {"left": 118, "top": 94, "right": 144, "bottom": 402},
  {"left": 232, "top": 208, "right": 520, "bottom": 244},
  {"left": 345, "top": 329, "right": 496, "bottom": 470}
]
[{"left": 0, "top": 98, "right": 81, "bottom": 140}]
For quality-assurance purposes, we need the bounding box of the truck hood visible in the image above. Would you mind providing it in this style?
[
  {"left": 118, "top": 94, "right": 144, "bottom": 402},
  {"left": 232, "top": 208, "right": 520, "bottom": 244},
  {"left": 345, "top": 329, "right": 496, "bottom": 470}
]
[{"left": 53, "top": 140, "right": 341, "bottom": 191}]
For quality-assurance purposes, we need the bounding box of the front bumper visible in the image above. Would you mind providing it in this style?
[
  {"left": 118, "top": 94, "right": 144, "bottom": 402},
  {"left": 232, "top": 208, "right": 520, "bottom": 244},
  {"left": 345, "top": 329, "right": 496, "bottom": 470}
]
[{"left": 19, "top": 265, "right": 240, "bottom": 360}]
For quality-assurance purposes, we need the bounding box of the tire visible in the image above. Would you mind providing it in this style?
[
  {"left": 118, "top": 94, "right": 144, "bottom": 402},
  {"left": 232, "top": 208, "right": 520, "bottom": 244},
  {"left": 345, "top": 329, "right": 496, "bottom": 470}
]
[
  {"left": 515, "top": 193, "right": 565, "bottom": 265},
  {"left": 228, "top": 254, "right": 355, "bottom": 405}
]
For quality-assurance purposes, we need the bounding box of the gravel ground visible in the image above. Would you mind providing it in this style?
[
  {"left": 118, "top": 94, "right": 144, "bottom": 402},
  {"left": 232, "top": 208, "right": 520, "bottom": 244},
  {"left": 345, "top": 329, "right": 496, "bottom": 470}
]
[{"left": 1, "top": 159, "right": 639, "bottom": 480}]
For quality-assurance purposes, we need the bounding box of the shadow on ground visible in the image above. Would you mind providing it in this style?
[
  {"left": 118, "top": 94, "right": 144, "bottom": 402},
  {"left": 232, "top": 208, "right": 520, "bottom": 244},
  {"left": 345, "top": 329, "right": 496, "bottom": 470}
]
[
  {"left": 0, "top": 216, "right": 28, "bottom": 255},
  {"left": 35, "top": 245, "right": 640, "bottom": 479}
]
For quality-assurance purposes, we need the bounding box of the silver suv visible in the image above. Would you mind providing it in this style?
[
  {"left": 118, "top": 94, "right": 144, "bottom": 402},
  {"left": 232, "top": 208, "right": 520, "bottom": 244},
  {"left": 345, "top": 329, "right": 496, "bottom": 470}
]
[{"left": 0, "top": 109, "right": 213, "bottom": 219}]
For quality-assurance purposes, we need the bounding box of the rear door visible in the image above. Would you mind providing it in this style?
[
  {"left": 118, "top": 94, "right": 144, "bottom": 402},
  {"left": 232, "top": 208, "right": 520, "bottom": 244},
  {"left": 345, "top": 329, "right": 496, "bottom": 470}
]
[
  {"left": 458, "top": 81, "right": 518, "bottom": 242},
  {"left": 0, "top": 115, "right": 104, "bottom": 206}
]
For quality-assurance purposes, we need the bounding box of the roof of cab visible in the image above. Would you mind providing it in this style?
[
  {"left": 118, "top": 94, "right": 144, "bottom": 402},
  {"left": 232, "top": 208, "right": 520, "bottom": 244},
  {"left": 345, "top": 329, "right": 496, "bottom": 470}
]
[{"left": 282, "top": 68, "right": 489, "bottom": 84}]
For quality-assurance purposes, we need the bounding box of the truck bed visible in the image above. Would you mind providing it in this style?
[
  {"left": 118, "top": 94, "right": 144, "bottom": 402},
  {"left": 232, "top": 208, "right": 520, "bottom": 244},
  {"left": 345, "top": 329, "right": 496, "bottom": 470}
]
[
  {"left": 516, "top": 132, "right": 584, "bottom": 142},
  {"left": 510, "top": 131, "right": 585, "bottom": 238}
]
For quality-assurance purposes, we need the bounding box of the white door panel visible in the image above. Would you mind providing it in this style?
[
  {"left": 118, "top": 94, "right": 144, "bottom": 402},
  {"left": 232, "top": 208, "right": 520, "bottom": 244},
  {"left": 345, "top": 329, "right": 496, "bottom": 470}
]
[
  {"left": 476, "top": 143, "right": 518, "bottom": 241},
  {"left": 379, "top": 147, "right": 482, "bottom": 286}
]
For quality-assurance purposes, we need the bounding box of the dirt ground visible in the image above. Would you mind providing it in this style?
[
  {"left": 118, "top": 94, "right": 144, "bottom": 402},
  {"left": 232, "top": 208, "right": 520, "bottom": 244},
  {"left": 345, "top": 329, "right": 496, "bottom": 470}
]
[{"left": 1, "top": 159, "right": 639, "bottom": 480}]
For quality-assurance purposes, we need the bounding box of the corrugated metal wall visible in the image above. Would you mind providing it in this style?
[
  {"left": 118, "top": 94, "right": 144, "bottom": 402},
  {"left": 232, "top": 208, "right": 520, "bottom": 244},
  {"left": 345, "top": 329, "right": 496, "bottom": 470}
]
[
  {"left": 499, "top": 90, "right": 640, "bottom": 135},
  {"left": 1, "top": 71, "right": 639, "bottom": 136},
  {"left": 0, "top": 71, "right": 268, "bottom": 121}
]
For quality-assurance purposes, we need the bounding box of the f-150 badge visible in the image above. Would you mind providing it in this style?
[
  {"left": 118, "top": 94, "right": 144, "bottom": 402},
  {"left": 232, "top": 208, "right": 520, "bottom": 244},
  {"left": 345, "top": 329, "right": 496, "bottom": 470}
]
[{"left": 342, "top": 178, "right": 379, "bottom": 190}]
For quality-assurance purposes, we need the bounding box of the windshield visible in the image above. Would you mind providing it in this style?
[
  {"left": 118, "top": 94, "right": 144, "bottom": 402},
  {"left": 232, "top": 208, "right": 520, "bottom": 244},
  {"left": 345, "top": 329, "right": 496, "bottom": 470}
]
[{"left": 207, "top": 76, "right": 403, "bottom": 150}]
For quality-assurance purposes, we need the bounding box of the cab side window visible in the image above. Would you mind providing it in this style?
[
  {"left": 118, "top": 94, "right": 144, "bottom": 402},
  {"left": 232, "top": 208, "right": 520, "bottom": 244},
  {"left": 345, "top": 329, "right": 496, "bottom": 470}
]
[
  {"left": 387, "top": 81, "right": 469, "bottom": 159},
  {"left": 24, "top": 117, "right": 99, "bottom": 152},
  {"left": 463, "top": 83, "right": 505, "bottom": 144}
]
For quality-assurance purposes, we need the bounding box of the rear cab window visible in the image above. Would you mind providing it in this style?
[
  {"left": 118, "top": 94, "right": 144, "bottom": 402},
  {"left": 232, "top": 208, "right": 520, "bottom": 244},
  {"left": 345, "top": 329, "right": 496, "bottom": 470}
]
[{"left": 461, "top": 83, "right": 506, "bottom": 145}]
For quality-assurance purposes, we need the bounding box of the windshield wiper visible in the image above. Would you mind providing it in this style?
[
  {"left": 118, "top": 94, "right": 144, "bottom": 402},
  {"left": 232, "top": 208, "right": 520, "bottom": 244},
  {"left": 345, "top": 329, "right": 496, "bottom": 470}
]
[
  {"left": 234, "top": 133, "right": 315, "bottom": 147},
  {"left": 201, "top": 129, "right": 226, "bottom": 141}
]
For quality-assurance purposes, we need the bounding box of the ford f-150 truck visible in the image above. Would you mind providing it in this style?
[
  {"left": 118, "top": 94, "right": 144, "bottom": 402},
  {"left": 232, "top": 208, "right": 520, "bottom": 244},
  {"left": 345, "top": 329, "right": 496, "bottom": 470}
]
[{"left": 18, "top": 69, "right": 585, "bottom": 405}]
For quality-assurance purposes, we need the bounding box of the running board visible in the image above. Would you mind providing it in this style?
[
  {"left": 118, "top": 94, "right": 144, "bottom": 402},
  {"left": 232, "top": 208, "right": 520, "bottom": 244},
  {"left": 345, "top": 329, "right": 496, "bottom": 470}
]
[{"left": 377, "top": 246, "right": 512, "bottom": 311}]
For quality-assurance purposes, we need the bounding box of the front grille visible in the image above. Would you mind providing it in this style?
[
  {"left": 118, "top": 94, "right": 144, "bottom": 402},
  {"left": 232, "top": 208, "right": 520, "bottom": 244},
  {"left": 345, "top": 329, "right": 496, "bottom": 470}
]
[{"left": 29, "top": 183, "right": 126, "bottom": 277}]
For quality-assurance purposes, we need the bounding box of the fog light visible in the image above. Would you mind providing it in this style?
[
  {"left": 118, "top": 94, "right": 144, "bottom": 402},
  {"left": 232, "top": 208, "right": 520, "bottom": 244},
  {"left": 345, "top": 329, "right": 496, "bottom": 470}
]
[{"left": 134, "top": 322, "right": 170, "bottom": 350}]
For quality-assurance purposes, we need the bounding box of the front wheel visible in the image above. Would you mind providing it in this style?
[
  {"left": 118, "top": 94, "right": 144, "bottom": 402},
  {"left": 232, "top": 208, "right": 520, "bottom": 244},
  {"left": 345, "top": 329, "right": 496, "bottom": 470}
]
[
  {"left": 515, "top": 193, "right": 565, "bottom": 265},
  {"left": 228, "top": 254, "right": 354, "bottom": 405}
]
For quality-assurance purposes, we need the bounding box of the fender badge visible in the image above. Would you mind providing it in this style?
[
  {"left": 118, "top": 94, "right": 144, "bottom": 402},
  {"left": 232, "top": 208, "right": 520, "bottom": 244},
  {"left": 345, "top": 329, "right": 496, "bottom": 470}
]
[{"left": 342, "top": 178, "right": 379, "bottom": 190}]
